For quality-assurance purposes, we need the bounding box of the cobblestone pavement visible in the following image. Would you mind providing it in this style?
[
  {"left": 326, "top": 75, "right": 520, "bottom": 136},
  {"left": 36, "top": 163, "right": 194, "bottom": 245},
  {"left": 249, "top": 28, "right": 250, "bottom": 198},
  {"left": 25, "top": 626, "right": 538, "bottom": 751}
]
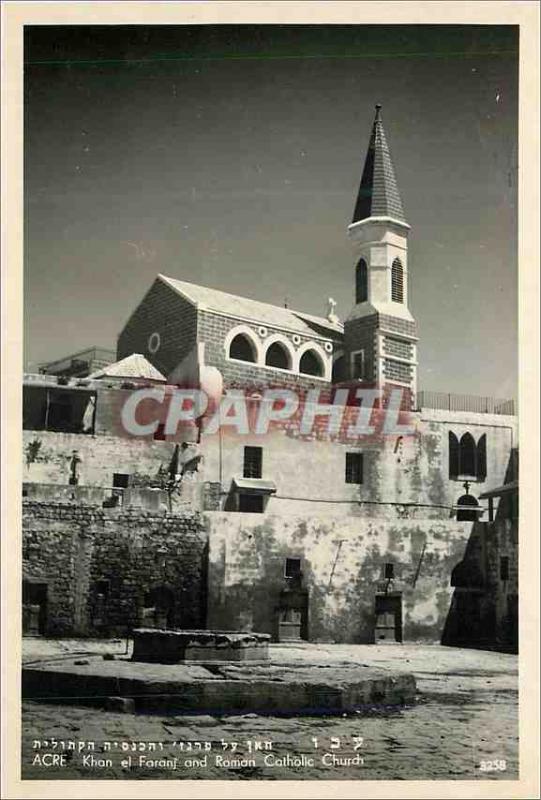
[{"left": 21, "top": 641, "right": 518, "bottom": 782}]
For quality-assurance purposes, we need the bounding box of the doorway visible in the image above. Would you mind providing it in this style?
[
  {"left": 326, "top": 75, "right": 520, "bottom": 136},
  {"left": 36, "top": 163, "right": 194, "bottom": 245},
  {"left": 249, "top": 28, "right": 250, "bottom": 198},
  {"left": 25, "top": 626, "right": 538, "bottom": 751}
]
[
  {"left": 374, "top": 592, "right": 403, "bottom": 643},
  {"left": 22, "top": 580, "right": 48, "bottom": 635}
]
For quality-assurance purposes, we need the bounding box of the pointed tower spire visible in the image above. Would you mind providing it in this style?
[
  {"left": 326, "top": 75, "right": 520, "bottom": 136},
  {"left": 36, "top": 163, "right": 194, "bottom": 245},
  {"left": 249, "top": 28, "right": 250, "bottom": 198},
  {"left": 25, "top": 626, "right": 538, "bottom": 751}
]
[{"left": 352, "top": 104, "right": 406, "bottom": 225}]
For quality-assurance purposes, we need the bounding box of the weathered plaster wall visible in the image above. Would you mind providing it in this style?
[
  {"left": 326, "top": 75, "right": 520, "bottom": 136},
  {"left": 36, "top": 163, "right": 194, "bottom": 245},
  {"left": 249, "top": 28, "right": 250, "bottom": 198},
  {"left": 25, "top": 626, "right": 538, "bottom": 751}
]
[
  {"left": 206, "top": 512, "right": 473, "bottom": 643},
  {"left": 22, "top": 502, "right": 207, "bottom": 636},
  {"left": 23, "top": 430, "right": 178, "bottom": 488},
  {"left": 199, "top": 410, "right": 517, "bottom": 518}
]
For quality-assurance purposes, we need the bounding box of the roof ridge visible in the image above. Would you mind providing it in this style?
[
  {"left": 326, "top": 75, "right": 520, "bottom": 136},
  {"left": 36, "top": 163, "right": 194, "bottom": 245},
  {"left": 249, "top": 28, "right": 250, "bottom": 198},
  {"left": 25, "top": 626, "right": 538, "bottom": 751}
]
[{"left": 160, "top": 274, "right": 343, "bottom": 332}]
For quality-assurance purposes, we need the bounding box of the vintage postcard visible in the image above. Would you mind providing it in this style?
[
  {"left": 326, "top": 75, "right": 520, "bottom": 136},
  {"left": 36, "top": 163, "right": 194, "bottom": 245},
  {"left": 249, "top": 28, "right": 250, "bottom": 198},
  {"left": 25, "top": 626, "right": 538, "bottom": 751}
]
[{"left": 2, "top": 2, "right": 539, "bottom": 799}]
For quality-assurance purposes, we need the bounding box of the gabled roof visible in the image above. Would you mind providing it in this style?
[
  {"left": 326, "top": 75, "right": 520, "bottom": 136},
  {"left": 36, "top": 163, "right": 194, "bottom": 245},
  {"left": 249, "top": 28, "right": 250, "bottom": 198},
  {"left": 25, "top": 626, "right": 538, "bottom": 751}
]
[
  {"left": 88, "top": 353, "right": 166, "bottom": 381},
  {"left": 352, "top": 105, "right": 407, "bottom": 225},
  {"left": 159, "top": 275, "right": 344, "bottom": 338}
]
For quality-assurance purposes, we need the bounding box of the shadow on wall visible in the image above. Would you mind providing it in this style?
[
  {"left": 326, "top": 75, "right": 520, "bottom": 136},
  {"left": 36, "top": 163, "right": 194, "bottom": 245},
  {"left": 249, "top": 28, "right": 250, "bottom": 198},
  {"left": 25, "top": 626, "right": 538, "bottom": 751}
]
[{"left": 441, "top": 451, "right": 518, "bottom": 654}]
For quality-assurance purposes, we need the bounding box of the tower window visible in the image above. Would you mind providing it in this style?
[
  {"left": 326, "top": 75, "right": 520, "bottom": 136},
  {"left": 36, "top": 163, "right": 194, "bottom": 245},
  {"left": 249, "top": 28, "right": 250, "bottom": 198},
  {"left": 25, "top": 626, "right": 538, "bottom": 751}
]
[
  {"left": 299, "top": 349, "right": 324, "bottom": 377},
  {"left": 356, "top": 258, "right": 368, "bottom": 303},
  {"left": 265, "top": 342, "right": 291, "bottom": 370},
  {"left": 391, "top": 258, "right": 404, "bottom": 303},
  {"left": 229, "top": 333, "right": 256, "bottom": 363},
  {"left": 345, "top": 452, "right": 364, "bottom": 484},
  {"left": 350, "top": 350, "right": 366, "bottom": 380},
  {"left": 243, "top": 446, "right": 262, "bottom": 479},
  {"left": 332, "top": 355, "right": 346, "bottom": 382}
]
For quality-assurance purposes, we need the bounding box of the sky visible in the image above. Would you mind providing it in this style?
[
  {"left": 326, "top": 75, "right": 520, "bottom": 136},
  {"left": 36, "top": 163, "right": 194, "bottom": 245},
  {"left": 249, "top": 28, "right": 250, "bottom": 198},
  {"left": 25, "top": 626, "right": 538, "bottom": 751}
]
[{"left": 24, "top": 25, "right": 518, "bottom": 399}]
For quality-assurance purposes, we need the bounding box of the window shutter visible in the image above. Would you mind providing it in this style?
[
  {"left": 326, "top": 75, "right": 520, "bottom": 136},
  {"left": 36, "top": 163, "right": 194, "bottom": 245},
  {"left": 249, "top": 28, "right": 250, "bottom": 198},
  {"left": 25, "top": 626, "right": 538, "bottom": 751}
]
[
  {"left": 449, "top": 432, "right": 459, "bottom": 479},
  {"left": 477, "top": 434, "right": 487, "bottom": 480}
]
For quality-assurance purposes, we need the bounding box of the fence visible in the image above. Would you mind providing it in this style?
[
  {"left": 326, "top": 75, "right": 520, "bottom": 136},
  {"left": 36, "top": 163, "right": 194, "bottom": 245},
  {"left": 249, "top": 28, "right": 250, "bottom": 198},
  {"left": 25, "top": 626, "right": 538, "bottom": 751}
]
[{"left": 416, "top": 391, "right": 515, "bottom": 416}]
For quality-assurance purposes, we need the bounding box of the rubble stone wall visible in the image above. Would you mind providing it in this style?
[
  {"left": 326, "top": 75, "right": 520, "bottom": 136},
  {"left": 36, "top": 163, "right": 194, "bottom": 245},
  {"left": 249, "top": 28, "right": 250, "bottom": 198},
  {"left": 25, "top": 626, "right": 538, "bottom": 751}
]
[{"left": 22, "top": 501, "right": 208, "bottom": 636}]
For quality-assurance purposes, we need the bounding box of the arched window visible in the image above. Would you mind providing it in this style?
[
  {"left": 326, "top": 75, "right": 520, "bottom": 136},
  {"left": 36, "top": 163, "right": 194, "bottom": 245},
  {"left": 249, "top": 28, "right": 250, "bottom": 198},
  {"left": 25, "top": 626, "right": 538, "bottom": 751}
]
[
  {"left": 456, "top": 493, "right": 479, "bottom": 522},
  {"left": 229, "top": 333, "right": 256, "bottom": 363},
  {"left": 265, "top": 342, "right": 291, "bottom": 370},
  {"left": 449, "top": 432, "right": 459, "bottom": 479},
  {"left": 356, "top": 258, "right": 368, "bottom": 303},
  {"left": 449, "top": 431, "right": 488, "bottom": 480},
  {"left": 477, "top": 434, "right": 487, "bottom": 481},
  {"left": 299, "top": 349, "right": 324, "bottom": 377},
  {"left": 459, "top": 433, "right": 477, "bottom": 477},
  {"left": 391, "top": 258, "right": 404, "bottom": 303}
]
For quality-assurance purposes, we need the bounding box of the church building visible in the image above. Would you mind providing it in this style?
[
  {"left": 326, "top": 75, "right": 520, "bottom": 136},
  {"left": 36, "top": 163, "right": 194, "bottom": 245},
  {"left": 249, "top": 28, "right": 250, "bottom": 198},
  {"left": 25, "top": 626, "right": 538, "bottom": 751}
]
[
  {"left": 22, "top": 106, "right": 518, "bottom": 651},
  {"left": 117, "top": 105, "right": 417, "bottom": 409}
]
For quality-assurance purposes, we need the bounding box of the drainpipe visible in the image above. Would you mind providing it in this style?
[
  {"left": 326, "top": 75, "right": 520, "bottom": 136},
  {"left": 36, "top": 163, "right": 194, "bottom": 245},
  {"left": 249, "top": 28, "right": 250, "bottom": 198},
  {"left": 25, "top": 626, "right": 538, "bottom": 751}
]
[{"left": 44, "top": 389, "right": 51, "bottom": 430}]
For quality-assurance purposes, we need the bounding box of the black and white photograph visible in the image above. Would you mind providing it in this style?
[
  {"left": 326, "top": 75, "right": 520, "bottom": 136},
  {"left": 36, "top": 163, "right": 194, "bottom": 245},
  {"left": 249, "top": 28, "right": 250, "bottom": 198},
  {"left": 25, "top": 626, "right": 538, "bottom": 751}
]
[{"left": 2, "top": 3, "right": 539, "bottom": 798}]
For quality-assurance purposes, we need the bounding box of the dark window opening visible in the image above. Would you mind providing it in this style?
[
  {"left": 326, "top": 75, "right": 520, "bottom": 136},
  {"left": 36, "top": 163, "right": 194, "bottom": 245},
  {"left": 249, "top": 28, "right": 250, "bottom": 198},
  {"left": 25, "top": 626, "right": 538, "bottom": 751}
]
[
  {"left": 332, "top": 355, "right": 346, "bottom": 383},
  {"left": 95, "top": 579, "right": 110, "bottom": 597},
  {"left": 23, "top": 386, "right": 96, "bottom": 434},
  {"left": 384, "top": 562, "right": 394, "bottom": 579},
  {"left": 391, "top": 258, "right": 404, "bottom": 303},
  {"left": 356, "top": 258, "right": 368, "bottom": 303},
  {"left": 229, "top": 333, "right": 256, "bottom": 363},
  {"left": 299, "top": 350, "right": 324, "bottom": 377},
  {"left": 449, "top": 431, "right": 488, "bottom": 480},
  {"left": 243, "top": 446, "right": 262, "bottom": 479},
  {"left": 460, "top": 433, "right": 476, "bottom": 476},
  {"left": 449, "top": 431, "right": 459, "bottom": 478},
  {"left": 285, "top": 557, "right": 302, "bottom": 579},
  {"left": 500, "top": 556, "right": 510, "bottom": 581},
  {"left": 345, "top": 452, "right": 364, "bottom": 484},
  {"left": 22, "top": 580, "right": 48, "bottom": 635},
  {"left": 477, "top": 434, "right": 487, "bottom": 481},
  {"left": 351, "top": 351, "right": 366, "bottom": 380},
  {"left": 154, "top": 423, "right": 166, "bottom": 441},
  {"left": 238, "top": 493, "right": 264, "bottom": 513},
  {"left": 112, "top": 473, "right": 130, "bottom": 489},
  {"left": 265, "top": 342, "right": 290, "bottom": 370}
]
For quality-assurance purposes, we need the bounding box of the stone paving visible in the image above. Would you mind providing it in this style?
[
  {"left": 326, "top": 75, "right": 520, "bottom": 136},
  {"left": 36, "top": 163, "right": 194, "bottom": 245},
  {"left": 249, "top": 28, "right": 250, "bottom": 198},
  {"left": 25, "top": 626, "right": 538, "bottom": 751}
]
[{"left": 21, "top": 640, "right": 518, "bottom": 782}]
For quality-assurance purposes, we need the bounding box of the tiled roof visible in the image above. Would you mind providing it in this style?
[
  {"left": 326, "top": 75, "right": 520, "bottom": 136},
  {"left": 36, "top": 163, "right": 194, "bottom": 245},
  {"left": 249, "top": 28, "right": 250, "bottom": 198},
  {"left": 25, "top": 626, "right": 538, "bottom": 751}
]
[
  {"left": 159, "top": 275, "right": 344, "bottom": 337},
  {"left": 89, "top": 353, "right": 166, "bottom": 381},
  {"left": 352, "top": 105, "right": 407, "bottom": 225}
]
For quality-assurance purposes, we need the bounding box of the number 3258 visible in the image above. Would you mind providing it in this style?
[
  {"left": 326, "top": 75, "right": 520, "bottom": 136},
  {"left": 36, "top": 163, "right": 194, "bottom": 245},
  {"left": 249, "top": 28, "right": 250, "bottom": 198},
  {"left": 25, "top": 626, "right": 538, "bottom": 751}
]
[{"left": 479, "top": 759, "right": 507, "bottom": 772}]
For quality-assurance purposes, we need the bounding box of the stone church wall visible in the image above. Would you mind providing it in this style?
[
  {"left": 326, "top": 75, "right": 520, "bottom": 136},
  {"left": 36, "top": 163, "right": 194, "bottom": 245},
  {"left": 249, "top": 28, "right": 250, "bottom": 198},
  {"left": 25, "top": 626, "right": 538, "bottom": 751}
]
[
  {"left": 198, "top": 310, "right": 337, "bottom": 391},
  {"left": 116, "top": 278, "right": 197, "bottom": 377}
]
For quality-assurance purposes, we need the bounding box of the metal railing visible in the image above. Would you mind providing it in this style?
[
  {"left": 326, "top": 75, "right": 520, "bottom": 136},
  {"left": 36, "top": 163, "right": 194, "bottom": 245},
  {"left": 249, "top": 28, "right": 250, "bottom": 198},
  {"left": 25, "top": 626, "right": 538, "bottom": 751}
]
[{"left": 416, "top": 391, "right": 515, "bottom": 416}]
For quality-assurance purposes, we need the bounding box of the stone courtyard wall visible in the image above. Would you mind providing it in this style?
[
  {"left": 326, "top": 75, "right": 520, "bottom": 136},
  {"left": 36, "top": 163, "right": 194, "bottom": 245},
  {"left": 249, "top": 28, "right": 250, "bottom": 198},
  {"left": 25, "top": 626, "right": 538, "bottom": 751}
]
[
  {"left": 206, "top": 512, "right": 475, "bottom": 643},
  {"left": 22, "top": 501, "right": 207, "bottom": 636}
]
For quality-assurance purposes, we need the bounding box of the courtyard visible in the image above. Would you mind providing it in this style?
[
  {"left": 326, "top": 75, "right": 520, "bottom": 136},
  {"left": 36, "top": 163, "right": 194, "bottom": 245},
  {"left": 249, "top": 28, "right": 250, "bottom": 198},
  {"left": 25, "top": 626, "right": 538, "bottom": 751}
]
[{"left": 21, "top": 640, "right": 518, "bottom": 781}]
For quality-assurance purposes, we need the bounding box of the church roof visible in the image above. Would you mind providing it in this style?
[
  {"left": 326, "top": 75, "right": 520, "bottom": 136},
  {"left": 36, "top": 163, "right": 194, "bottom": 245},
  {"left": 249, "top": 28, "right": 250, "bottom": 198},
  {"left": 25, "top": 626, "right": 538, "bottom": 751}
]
[
  {"left": 88, "top": 353, "right": 166, "bottom": 381},
  {"left": 352, "top": 105, "right": 407, "bottom": 225},
  {"left": 159, "top": 275, "right": 344, "bottom": 338}
]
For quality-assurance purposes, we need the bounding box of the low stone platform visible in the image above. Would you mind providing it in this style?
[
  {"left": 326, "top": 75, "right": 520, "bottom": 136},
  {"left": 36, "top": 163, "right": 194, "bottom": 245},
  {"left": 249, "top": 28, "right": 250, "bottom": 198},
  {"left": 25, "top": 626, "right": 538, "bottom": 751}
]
[
  {"left": 22, "top": 656, "right": 416, "bottom": 716},
  {"left": 131, "top": 628, "right": 270, "bottom": 664}
]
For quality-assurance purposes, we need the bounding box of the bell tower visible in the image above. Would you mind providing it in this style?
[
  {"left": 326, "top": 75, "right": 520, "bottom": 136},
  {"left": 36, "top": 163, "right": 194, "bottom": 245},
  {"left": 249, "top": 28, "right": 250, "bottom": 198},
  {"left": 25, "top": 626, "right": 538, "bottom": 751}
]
[{"left": 344, "top": 104, "right": 418, "bottom": 408}]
